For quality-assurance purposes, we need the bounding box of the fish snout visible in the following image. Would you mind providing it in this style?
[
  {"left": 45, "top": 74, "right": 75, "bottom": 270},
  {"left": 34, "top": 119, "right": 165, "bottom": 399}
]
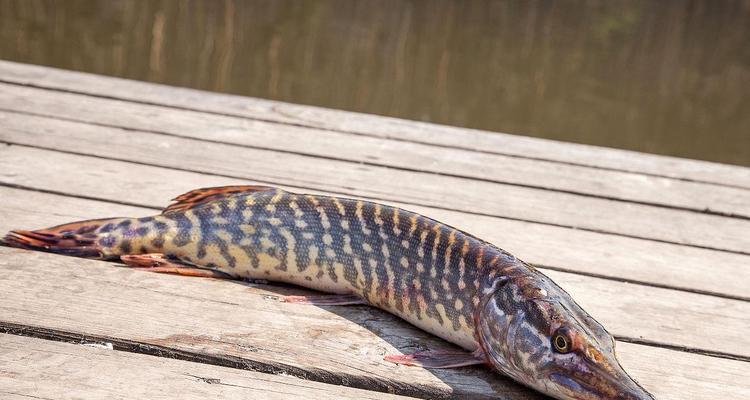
[
  {"left": 584, "top": 347, "right": 655, "bottom": 400},
  {"left": 549, "top": 361, "right": 655, "bottom": 400},
  {"left": 612, "top": 377, "right": 655, "bottom": 400},
  {"left": 603, "top": 360, "right": 655, "bottom": 400}
]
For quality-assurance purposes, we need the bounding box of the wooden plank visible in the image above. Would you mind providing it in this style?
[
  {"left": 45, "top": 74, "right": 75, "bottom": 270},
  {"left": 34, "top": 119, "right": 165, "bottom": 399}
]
[
  {"left": 2, "top": 112, "right": 749, "bottom": 255},
  {"left": 2, "top": 84, "right": 750, "bottom": 219},
  {"left": 1, "top": 186, "right": 748, "bottom": 360},
  {"left": 0, "top": 334, "right": 413, "bottom": 400},
  {"left": 613, "top": 342, "right": 750, "bottom": 400},
  {"left": 0, "top": 247, "right": 538, "bottom": 400},
  {"left": 1, "top": 247, "right": 747, "bottom": 400},
  {"left": 0, "top": 186, "right": 153, "bottom": 229},
  {"left": 1, "top": 59, "right": 748, "bottom": 189},
  {"left": 2, "top": 146, "right": 749, "bottom": 303}
]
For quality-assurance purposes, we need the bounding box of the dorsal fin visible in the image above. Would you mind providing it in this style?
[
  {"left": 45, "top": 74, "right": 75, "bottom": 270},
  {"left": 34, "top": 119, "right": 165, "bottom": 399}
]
[{"left": 163, "top": 185, "right": 277, "bottom": 214}]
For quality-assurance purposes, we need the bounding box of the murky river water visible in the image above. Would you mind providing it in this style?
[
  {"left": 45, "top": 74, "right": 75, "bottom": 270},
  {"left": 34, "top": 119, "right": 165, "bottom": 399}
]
[{"left": 1, "top": 0, "right": 748, "bottom": 166}]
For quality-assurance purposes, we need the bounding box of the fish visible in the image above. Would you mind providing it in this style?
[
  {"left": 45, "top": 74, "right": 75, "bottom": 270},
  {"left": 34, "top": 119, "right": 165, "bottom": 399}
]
[{"left": 2, "top": 185, "right": 654, "bottom": 400}]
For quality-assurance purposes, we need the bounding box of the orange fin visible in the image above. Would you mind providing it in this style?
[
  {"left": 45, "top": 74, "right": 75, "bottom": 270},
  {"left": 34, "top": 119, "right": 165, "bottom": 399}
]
[
  {"left": 2, "top": 217, "right": 125, "bottom": 258},
  {"left": 163, "top": 185, "right": 277, "bottom": 214},
  {"left": 121, "top": 253, "right": 237, "bottom": 279}
]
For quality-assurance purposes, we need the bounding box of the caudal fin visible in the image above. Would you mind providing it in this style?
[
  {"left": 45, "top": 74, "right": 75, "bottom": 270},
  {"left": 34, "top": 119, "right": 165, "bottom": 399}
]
[{"left": 2, "top": 218, "right": 125, "bottom": 258}]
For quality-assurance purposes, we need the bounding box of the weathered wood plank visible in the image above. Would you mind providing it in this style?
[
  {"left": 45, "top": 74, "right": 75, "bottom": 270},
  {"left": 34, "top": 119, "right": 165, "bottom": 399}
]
[
  {"left": 0, "top": 186, "right": 153, "bottom": 228},
  {"left": 2, "top": 84, "right": 750, "bottom": 218},
  {"left": 1, "top": 59, "right": 748, "bottom": 189},
  {"left": 0, "top": 334, "right": 413, "bottom": 400},
  {"left": 2, "top": 112, "right": 749, "bottom": 254},
  {"left": 0, "top": 247, "right": 539, "bottom": 400},
  {"left": 614, "top": 342, "right": 750, "bottom": 400},
  {"left": 2, "top": 146, "right": 749, "bottom": 302},
  {"left": 1, "top": 247, "right": 747, "bottom": 400},
  {"left": 1, "top": 186, "right": 748, "bottom": 360}
]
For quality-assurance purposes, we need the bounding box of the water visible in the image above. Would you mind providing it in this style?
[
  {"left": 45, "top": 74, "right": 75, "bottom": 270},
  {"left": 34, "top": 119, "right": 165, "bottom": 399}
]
[{"left": 1, "top": 0, "right": 748, "bottom": 166}]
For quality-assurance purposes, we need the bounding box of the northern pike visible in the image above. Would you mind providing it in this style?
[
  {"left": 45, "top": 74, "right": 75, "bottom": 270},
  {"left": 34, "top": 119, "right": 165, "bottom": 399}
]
[{"left": 3, "top": 185, "right": 654, "bottom": 400}]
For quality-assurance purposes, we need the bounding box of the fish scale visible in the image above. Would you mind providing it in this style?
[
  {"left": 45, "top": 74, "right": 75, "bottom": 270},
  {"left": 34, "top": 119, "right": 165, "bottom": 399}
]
[{"left": 3, "top": 185, "right": 655, "bottom": 400}]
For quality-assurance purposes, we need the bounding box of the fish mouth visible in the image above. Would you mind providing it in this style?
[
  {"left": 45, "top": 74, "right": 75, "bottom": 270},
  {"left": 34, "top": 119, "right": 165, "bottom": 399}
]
[
  {"left": 549, "top": 366, "right": 655, "bottom": 400},
  {"left": 550, "top": 373, "right": 602, "bottom": 399}
]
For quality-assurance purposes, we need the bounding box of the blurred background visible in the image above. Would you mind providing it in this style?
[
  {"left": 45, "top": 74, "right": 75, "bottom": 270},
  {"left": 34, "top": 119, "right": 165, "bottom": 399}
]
[{"left": 0, "top": 0, "right": 748, "bottom": 166}]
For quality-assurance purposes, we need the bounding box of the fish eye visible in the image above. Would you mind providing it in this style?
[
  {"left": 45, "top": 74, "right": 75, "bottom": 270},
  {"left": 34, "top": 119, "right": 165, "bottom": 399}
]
[{"left": 552, "top": 328, "right": 572, "bottom": 353}]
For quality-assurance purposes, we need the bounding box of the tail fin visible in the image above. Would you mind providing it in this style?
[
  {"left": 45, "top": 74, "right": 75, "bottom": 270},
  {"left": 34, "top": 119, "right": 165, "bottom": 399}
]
[{"left": 2, "top": 218, "right": 124, "bottom": 258}]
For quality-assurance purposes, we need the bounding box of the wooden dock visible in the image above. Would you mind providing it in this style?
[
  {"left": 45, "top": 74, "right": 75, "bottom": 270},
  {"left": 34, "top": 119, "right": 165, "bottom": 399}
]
[{"left": 0, "top": 60, "right": 748, "bottom": 400}]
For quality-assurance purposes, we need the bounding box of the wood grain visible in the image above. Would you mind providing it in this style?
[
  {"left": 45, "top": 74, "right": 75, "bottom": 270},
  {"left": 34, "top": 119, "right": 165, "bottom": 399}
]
[
  {"left": 2, "top": 146, "right": 749, "bottom": 302},
  {"left": 2, "top": 112, "right": 749, "bottom": 254},
  {"left": 0, "top": 59, "right": 748, "bottom": 189},
  {"left": 614, "top": 342, "right": 750, "bottom": 400},
  {"left": 0, "top": 334, "right": 414, "bottom": 400},
  {"left": 1, "top": 186, "right": 748, "bottom": 359},
  {"left": 2, "top": 83, "right": 750, "bottom": 218},
  {"left": 0, "top": 247, "right": 747, "bottom": 400}
]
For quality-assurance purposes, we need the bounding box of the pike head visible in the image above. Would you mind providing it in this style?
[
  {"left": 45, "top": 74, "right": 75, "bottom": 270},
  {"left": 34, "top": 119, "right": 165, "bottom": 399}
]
[{"left": 476, "top": 265, "right": 655, "bottom": 400}]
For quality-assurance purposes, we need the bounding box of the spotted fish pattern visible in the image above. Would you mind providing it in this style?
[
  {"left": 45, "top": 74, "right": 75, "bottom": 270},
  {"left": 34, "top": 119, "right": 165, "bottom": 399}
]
[
  {"left": 91, "top": 187, "right": 514, "bottom": 349},
  {"left": 3, "top": 185, "right": 655, "bottom": 400}
]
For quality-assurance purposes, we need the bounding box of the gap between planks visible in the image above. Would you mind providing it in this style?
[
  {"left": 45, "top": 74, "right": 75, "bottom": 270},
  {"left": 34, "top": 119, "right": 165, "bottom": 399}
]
[
  {"left": 2, "top": 180, "right": 750, "bottom": 304},
  {"left": 0, "top": 249, "right": 543, "bottom": 400},
  {"left": 3, "top": 139, "right": 749, "bottom": 258},
  {"left": 1, "top": 123, "right": 750, "bottom": 256},
  {"left": 1, "top": 147, "right": 749, "bottom": 302},
  {"left": 0, "top": 248, "right": 748, "bottom": 400},
  {"left": 1, "top": 185, "right": 749, "bottom": 361},
  {"left": 0, "top": 333, "right": 416, "bottom": 400},
  {"left": 1, "top": 85, "right": 749, "bottom": 221},
  {"left": 3, "top": 321, "right": 746, "bottom": 400},
  {"left": 0, "top": 60, "right": 748, "bottom": 190}
]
